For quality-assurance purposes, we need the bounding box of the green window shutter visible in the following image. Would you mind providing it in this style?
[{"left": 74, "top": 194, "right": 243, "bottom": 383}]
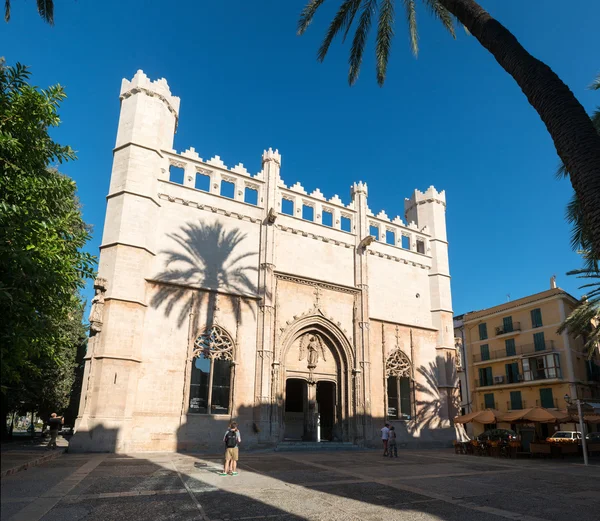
[
  {"left": 484, "top": 393, "right": 495, "bottom": 409},
  {"left": 485, "top": 367, "right": 493, "bottom": 386},
  {"left": 505, "top": 363, "right": 519, "bottom": 383},
  {"left": 534, "top": 332, "right": 545, "bottom": 351},
  {"left": 539, "top": 388, "right": 554, "bottom": 408},
  {"left": 480, "top": 344, "right": 490, "bottom": 361},
  {"left": 531, "top": 308, "right": 543, "bottom": 328},
  {"left": 479, "top": 368, "right": 485, "bottom": 386},
  {"left": 479, "top": 323, "right": 488, "bottom": 341},
  {"left": 510, "top": 391, "right": 523, "bottom": 410},
  {"left": 503, "top": 316, "right": 513, "bottom": 333},
  {"left": 505, "top": 338, "right": 516, "bottom": 356}
]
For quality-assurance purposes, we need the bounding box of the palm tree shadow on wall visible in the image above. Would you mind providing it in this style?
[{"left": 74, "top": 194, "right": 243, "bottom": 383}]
[
  {"left": 150, "top": 221, "right": 262, "bottom": 334},
  {"left": 414, "top": 352, "right": 460, "bottom": 431}
]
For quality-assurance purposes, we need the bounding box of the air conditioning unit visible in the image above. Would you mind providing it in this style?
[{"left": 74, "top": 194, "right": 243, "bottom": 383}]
[{"left": 494, "top": 376, "right": 505, "bottom": 384}]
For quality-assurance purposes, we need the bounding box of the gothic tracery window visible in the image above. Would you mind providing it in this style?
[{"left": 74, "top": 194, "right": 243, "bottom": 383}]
[
  {"left": 189, "top": 325, "right": 234, "bottom": 414},
  {"left": 386, "top": 349, "right": 413, "bottom": 420}
]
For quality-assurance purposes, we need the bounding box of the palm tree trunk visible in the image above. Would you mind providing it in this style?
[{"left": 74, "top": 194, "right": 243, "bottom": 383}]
[{"left": 441, "top": 0, "right": 600, "bottom": 255}]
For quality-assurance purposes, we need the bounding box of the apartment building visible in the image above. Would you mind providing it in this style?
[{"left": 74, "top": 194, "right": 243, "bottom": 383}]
[{"left": 463, "top": 285, "right": 600, "bottom": 435}]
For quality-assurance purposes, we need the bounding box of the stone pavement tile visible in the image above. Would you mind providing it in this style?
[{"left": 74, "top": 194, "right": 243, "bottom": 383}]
[
  {"left": 39, "top": 494, "right": 201, "bottom": 521},
  {"left": 193, "top": 489, "right": 305, "bottom": 520},
  {"left": 66, "top": 472, "right": 183, "bottom": 496},
  {"left": 390, "top": 476, "right": 500, "bottom": 499},
  {"left": 87, "top": 463, "right": 169, "bottom": 477},
  {"left": 1, "top": 468, "right": 76, "bottom": 500},
  {"left": 465, "top": 492, "right": 597, "bottom": 521},
  {"left": 237, "top": 458, "right": 310, "bottom": 473},
  {"left": 0, "top": 501, "right": 34, "bottom": 521},
  {"left": 308, "top": 481, "right": 432, "bottom": 507},
  {"left": 262, "top": 470, "right": 358, "bottom": 484}
]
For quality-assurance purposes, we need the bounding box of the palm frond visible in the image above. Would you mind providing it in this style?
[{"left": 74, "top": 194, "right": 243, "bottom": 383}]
[
  {"left": 589, "top": 73, "right": 600, "bottom": 91},
  {"left": 402, "top": 0, "right": 418, "bottom": 57},
  {"left": 375, "top": 0, "right": 394, "bottom": 86},
  {"left": 36, "top": 0, "right": 54, "bottom": 25},
  {"left": 298, "top": 0, "right": 327, "bottom": 35},
  {"left": 348, "top": 0, "right": 378, "bottom": 85},
  {"left": 4, "top": 0, "right": 10, "bottom": 22},
  {"left": 315, "top": 0, "right": 362, "bottom": 63},
  {"left": 424, "top": 0, "right": 455, "bottom": 38}
]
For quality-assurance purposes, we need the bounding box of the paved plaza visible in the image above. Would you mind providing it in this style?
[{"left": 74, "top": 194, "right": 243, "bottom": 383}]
[{"left": 1, "top": 448, "right": 599, "bottom": 521}]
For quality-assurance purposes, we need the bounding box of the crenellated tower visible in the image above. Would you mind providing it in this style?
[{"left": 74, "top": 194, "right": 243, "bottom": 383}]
[
  {"left": 405, "top": 187, "right": 456, "bottom": 419},
  {"left": 73, "top": 71, "right": 180, "bottom": 451}
]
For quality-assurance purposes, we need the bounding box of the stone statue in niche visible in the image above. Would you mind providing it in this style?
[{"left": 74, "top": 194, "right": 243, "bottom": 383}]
[
  {"left": 89, "top": 277, "right": 108, "bottom": 336},
  {"left": 299, "top": 333, "right": 326, "bottom": 368}
]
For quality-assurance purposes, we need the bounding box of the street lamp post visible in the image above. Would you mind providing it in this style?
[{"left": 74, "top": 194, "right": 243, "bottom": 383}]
[{"left": 564, "top": 394, "right": 589, "bottom": 466}]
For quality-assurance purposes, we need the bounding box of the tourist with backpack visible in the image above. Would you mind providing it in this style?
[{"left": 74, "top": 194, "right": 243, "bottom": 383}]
[{"left": 220, "top": 421, "right": 241, "bottom": 476}]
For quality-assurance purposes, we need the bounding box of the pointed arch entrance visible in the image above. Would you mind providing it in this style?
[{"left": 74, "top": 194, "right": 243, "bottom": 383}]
[{"left": 277, "top": 315, "right": 354, "bottom": 442}]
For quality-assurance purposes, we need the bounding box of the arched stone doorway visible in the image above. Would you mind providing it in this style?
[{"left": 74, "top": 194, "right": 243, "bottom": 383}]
[{"left": 277, "top": 317, "right": 353, "bottom": 443}]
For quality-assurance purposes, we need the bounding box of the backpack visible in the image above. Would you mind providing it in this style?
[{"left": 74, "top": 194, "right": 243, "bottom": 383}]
[{"left": 225, "top": 430, "right": 237, "bottom": 448}]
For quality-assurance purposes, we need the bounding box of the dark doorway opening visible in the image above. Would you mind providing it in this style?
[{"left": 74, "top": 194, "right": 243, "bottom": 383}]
[
  {"left": 284, "top": 379, "right": 306, "bottom": 440},
  {"left": 317, "top": 381, "right": 336, "bottom": 441}
]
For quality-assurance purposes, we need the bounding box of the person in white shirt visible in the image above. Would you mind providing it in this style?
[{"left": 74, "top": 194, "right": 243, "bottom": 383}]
[{"left": 381, "top": 423, "right": 390, "bottom": 456}]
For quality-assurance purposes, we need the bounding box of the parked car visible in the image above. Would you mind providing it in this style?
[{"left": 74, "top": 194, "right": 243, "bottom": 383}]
[
  {"left": 546, "top": 431, "right": 581, "bottom": 442},
  {"left": 586, "top": 432, "right": 600, "bottom": 442},
  {"left": 476, "top": 429, "right": 518, "bottom": 442}
]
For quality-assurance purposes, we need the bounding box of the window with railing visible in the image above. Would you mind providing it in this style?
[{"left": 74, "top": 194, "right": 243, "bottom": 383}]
[
  {"left": 484, "top": 393, "right": 495, "bottom": 409},
  {"left": 480, "top": 344, "right": 490, "bottom": 361},
  {"left": 522, "top": 353, "right": 561, "bottom": 382},
  {"left": 533, "top": 331, "right": 546, "bottom": 351},
  {"left": 505, "top": 362, "right": 520, "bottom": 383},
  {"left": 505, "top": 338, "right": 516, "bottom": 357},
  {"left": 478, "top": 367, "right": 493, "bottom": 387},
  {"left": 496, "top": 319, "right": 521, "bottom": 336}
]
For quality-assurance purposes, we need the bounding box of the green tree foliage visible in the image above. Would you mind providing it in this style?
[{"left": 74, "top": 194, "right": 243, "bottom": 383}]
[
  {"left": 0, "top": 60, "right": 95, "bottom": 434},
  {"left": 557, "top": 75, "right": 600, "bottom": 359},
  {"left": 4, "top": 0, "right": 54, "bottom": 25}
]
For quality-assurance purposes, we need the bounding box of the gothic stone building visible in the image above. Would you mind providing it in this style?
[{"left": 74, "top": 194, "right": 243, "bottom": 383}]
[{"left": 72, "top": 71, "right": 459, "bottom": 452}]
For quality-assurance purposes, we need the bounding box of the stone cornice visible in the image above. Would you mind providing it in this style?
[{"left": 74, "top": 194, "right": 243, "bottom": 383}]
[
  {"left": 113, "top": 141, "right": 164, "bottom": 157},
  {"left": 106, "top": 190, "right": 161, "bottom": 207},
  {"left": 275, "top": 271, "right": 359, "bottom": 295},
  {"left": 99, "top": 242, "right": 156, "bottom": 256},
  {"left": 275, "top": 224, "right": 354, "bottom": 249},
  {"left": 157, "top": 192, "right": 263, "bottom": 224},
  {"left": 145, "top": 277, "right": 262, "bottom": 300},
  {"left": 367, "top": 317, "right": 438, "bottom": 332},
  {"left": 367, "top": 249, "right": 430, "bottom": 270}
]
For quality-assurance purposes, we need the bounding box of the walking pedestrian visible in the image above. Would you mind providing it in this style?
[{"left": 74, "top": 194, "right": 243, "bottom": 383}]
[
  {"left": 381, "top": 422, "right": 390, "bottom": 457},
  {"left": 388, "top": 425, "right": 398, "bottom": 458},
  {"left": 219, "top": 421, "right": 241, "bottom": 476},
  {"left": 47, "top": 413, "right": 63, "bottom": 449}
]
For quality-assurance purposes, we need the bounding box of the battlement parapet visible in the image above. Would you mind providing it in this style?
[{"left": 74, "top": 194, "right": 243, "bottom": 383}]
[
  {"left": 404, "top": 185, "right": 446, "bottom": 212},
  {"left": 121, "top": 70, "right": 181, "bottom": 117}
]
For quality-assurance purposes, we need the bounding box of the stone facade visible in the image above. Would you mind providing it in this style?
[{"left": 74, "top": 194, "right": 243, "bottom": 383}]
[{"left": 71, "top": 71, "right": 460, "bottom": 452}]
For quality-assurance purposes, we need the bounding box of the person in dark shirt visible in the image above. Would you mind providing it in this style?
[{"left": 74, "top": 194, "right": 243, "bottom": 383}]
[{"left": 47, "top": 413, "right": 63, "bottom": 449}]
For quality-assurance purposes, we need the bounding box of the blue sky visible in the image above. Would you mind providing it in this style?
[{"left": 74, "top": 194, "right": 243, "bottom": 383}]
[{"left": 3, "top": 0, "right": 598, "bottom": 316}]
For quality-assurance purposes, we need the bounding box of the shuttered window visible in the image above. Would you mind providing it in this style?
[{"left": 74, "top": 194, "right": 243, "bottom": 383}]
[
  {"left": 480, "top": 344, "right": 490, "bottom": 361},
  {"left": 503, "top": 316, "right": 513, "bottom": 333},
  {"left": 505, "top": 338, "right": 516, "bottom": 356},
  {"left": 484, "top": 393, "right": 495, "bottom": 409},
  {"left": 531, "top": 308, "right": 543, "bottom": 328},
  {"left": 540, "top": 388, "right": 554, "bottom": 408},
  {"left": 510, "top": 391, "right": 523, "bottom": 410},
  {"left": 534, "top": 332, "right": 546, "bottom": 351},
  {"left": 479, "top": 323, "right": 488, "bottom": 341}
]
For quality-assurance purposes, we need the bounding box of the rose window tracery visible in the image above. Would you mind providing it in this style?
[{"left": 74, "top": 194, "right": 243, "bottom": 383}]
[
  {"left": 385, "top": 349, "right": 412, "bottom": 378},
  {"left": 193, "top": 325, "right": 234, "bottom": 361}
]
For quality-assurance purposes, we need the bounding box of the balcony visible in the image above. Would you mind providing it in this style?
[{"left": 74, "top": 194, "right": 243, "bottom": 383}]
[
  {"left": 522, "top": 367, "right": 562, "bottom": 382},
  {"left": 480, "top": 402, "right": 496, "bottom": 410},
  {"left": 495, "top": 321, "right": 521, "bottom": 337},
  {"left": 472, "top": 340, "right": 555, "bottom": 363}
]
